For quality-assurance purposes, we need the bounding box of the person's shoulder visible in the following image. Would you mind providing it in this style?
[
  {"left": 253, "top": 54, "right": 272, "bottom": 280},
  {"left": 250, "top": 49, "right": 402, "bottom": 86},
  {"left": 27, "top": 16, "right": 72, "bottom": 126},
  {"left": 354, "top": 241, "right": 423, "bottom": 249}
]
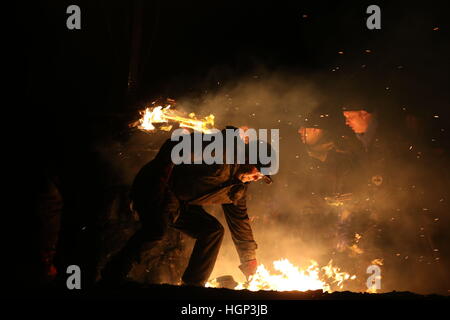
[{"left": 336, "top": 133, "right": 362, "bottom": 150}]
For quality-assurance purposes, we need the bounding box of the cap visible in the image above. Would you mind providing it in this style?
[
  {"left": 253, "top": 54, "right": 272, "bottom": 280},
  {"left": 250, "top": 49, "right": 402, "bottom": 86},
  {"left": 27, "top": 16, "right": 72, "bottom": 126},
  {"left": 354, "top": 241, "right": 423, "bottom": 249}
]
[
  {"left": 341, "top": 105, "right": 375, "bottom": 113},
  {"left": 301, "top": 111, "right": 333, "bottom": 130}
]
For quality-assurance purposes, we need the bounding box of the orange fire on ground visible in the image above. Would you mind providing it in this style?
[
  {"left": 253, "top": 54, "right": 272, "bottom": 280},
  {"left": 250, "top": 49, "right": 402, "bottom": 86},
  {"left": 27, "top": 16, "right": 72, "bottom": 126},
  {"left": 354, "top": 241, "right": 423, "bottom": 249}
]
[
  {"left": 206, "top": 258, "right": 356, "bottom": 293},
  {"left": 130, "top": 105, "right": 215, "bottom": 133}
]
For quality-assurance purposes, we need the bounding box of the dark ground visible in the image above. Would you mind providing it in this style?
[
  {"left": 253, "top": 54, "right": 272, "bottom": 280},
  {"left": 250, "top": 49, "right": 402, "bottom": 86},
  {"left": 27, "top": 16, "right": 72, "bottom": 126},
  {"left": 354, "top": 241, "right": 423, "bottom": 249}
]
[{"left": 17, "top": 284, "right": 449, "bottom": 300}]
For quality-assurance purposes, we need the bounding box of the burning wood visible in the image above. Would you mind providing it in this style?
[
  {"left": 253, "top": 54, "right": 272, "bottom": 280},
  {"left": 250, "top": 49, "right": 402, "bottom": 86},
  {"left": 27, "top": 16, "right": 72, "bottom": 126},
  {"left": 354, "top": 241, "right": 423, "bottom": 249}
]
[
  {"left": 130, "top": 105, "right": 215, "bottom": 133},
  {"left": 207, "top": 259, "right": 356, "bottom": 293}
]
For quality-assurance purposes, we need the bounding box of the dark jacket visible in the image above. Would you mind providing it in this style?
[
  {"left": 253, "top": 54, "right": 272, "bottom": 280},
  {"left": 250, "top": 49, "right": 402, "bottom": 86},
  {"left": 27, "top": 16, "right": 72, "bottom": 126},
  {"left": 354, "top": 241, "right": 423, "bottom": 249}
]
[{"left": 130, "top": 136, "right": 257, "bottom": 263}]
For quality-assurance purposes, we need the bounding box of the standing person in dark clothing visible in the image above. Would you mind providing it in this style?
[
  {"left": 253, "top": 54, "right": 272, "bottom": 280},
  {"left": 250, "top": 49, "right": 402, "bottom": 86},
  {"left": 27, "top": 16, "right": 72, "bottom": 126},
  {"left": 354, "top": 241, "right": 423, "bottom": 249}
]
[
  {"left": 101, "top": 127, "right": 275, "bottom": 286},
  {"left": 298, "top": 111, "right": 355, "bottom": 197},
  {"left": 340, "top": 104, "right": 408, "bottom": 220},
  {"left": 340, "top": 103, "right": 418, "bottom": 268},
  {"left": 297, "top": 110, "right": 356, "bottom": 250},
  {"left": 341, "top": 104, "right": 393, "bottom": 230},
  {"left": 342, "top": 103, "right": 450, "bottom": 290},
  {"left": 341, "top": 104, "right": 398, "bottom": 193}
]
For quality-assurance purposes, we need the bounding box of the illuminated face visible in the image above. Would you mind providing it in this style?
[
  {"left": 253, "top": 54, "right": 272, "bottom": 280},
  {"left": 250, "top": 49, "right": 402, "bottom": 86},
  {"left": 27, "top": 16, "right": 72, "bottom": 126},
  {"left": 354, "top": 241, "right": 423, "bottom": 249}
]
[
  {"left": 343, "top": 110, "right": 372, "bottom": 134},
  {"left": 238, "top": 166, "right": 264, "bottom": 183},
  {"left": 298, "top": 127, "right": 324, "bottom": 145}
]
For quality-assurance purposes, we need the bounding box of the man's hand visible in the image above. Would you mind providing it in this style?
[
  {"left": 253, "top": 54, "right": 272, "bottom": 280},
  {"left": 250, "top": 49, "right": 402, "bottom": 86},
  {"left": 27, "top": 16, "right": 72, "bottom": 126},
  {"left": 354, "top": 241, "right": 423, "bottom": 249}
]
[{"left": 239, "top": 259, "right": 258, "bottom": 280}]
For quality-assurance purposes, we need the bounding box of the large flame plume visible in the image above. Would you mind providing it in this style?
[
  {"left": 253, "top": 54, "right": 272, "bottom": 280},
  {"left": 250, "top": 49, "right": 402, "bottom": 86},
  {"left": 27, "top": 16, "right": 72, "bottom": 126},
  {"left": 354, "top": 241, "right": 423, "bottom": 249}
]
[
  {"left": 207, "top": 258, "right": 356, "bottom": 293},
  {"left": 130, "top": 105, "right": 215, "bottom": 133}
]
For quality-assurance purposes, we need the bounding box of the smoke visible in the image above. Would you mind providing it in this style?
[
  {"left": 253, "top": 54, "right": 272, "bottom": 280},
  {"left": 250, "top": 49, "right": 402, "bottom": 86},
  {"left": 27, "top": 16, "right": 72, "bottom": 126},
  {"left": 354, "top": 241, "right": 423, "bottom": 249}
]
[
  {"left": 177, "top": 72, "right": 319, "bottom": 129},
  {"left": 98, "top": 65, "right": 449, "bottom": 294},
  {"left": 171, "top": 72, "right": 327, "bottom": 284},
  {"left": 172, "top": 70, "right": 448, "bottom": 294}
]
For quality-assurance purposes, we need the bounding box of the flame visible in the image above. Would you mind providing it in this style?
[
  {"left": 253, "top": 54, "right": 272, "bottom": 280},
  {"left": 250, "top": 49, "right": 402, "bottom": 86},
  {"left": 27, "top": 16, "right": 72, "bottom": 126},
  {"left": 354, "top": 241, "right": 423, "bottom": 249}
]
[
  {"left": 131, "top": 105, "right": 215, "bottom": 133},
  {"left": 366, "top": 277, "right": 382, "bottom": 293},
  {"left": 366, "top": 287, "right": 378, "bottom": 294},
  {"left": 207, "top": 259, "right": 356, "bottom": 293},
  {"left": 371, "top": 258, "right": 383, "bottom": 266}
]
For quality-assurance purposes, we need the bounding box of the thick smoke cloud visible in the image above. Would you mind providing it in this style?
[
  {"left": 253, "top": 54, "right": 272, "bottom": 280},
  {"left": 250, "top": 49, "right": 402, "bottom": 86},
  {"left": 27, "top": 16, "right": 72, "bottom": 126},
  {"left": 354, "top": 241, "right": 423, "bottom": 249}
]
[{"left": 98, "top": 65, "right": 449, "bottom": 294}]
